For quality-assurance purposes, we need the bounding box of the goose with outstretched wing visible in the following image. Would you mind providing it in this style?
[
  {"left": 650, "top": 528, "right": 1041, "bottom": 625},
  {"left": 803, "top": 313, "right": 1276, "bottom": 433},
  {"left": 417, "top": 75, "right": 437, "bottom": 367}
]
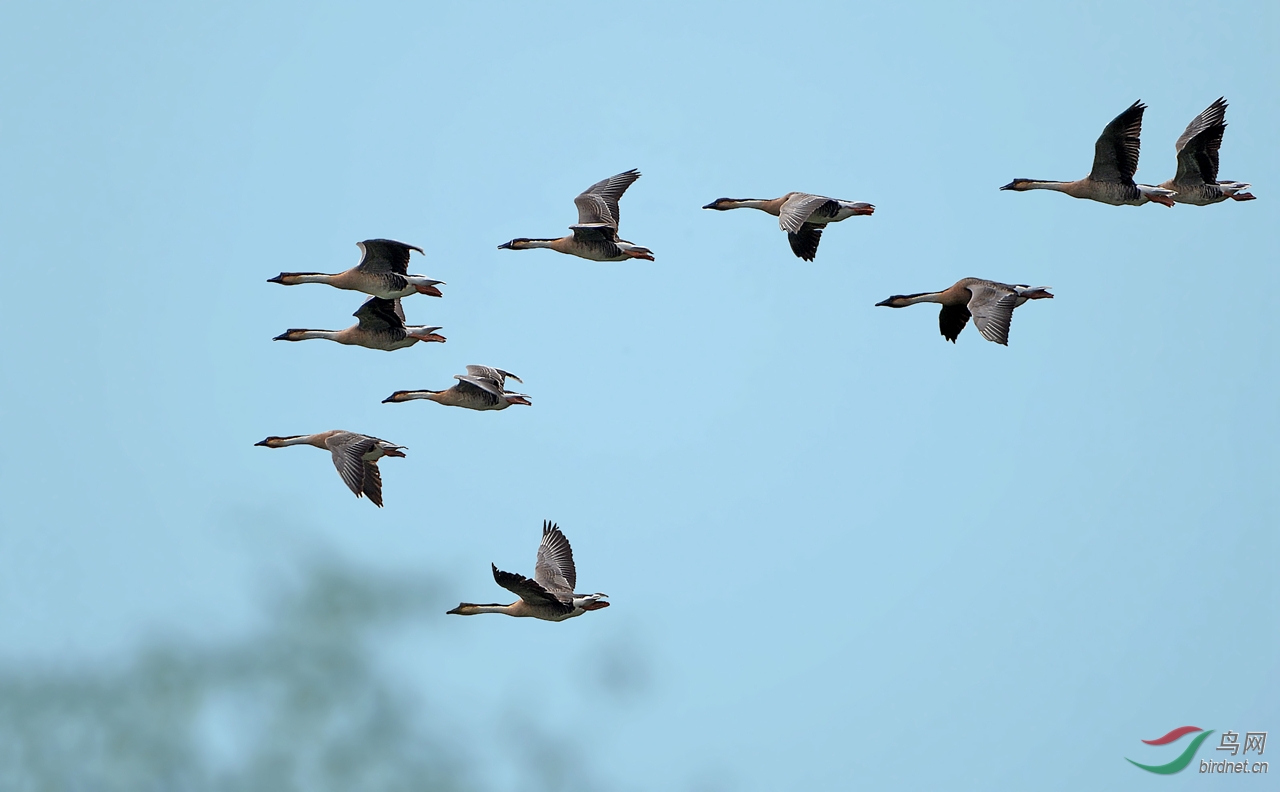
[
  {"left": 273, "top": 296, "right": 445, "bottom": 350},
  {"left": 268, "top": 239, "right": 444, "bottom": 299},
  {"left": 448, "top": 521, "right": 609, "bottom": 621},
  {"left": 1000, "top": 101, "right": 1176, "bottom": 207},
  {"left": 498, "top": 170, "right": 654, "bottom": 261},
  {"left": 876, "top": 278, "right": 1054, "bottom": 346},
  {"left": 1152, "top": 97, "right": 1255, "bottom": 205},
  {"left": 383, "top": 365, "right": 531, "bottom": 410},
  {"left": 253, "top": 430, "right": 407, "bottom": 507},
  {"left": 702, "top": 191, "right": 874, "bottom": 261}
]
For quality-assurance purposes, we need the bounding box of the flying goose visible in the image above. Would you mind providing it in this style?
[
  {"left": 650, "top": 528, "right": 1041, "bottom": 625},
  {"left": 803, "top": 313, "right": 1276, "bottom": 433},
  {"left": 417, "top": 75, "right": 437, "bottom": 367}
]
[
  {"left": 254, "top": 430, "right": 406, "bottom": 507},
  {"left": 383, "top": 365, "right": 531, "bottom": 410},
  {"left": 1152, "top": 97, "right": 1255, "bottom": 205},
  {"left": 448, "top": 521, "right": 609, "bottom": 621},
  {"left": 498, "top": 169, "right": 654, "bottom": 261},
  {"left": 875, "top": 278, "right": 1053, "bottom": 345},
  {"left": 1000, "top": 101, "right": 1177, "bottom": 206},
  {"left": 273, "top": 296, "right": 445, "bottom": 350},
  {"left": 701, "top": 193, "right": 875, "bottom": 260},
  {"left": 268, "top": 239, "right": 445, "bottom": 299}
]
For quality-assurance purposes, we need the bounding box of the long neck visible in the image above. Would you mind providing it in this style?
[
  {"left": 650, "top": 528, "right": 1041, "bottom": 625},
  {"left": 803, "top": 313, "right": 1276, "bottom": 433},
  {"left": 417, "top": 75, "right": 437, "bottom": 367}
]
[
  {"left": 725, "top": 199, "right": 771, "bottom": 210},
  {"left": 456, "top": 603, "right": 516, "bottom": 615},
  {"left": 278, "top": 434, "right": 325, "bottom": 447},
  {"left": 282, "top": 272, "right": 335, "bottom": 285},
  {"left": 295, "top": 330, "right": 344, "bottom": 341},
  {"left": 388, "top": 390, "right": 442, "bottom": 403},
  {"left": 1019, "top": 180, "right": 1072, "bottom": 192},
  {"left": 900, "top": 291, "right": 948, "bottom": 305},
  {"left": 522, "top": 239, "right": 560, "bottom": 250}
]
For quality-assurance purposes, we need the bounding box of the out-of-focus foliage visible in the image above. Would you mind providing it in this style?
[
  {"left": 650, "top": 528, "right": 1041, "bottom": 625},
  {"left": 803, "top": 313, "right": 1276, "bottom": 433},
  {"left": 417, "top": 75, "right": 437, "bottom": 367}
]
[{"left": 0, "top": 560, "right": 607, "bottom": 792}]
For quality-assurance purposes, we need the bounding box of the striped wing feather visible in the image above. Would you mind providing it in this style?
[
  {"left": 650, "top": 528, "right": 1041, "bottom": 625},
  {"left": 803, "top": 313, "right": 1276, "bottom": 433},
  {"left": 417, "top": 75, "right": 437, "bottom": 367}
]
[
  {"left": 534, "top": 520, "right": 576, "bottom": 592},
  {"left": 1089, "top": 101, "right": 1145, "bottom": 184}
]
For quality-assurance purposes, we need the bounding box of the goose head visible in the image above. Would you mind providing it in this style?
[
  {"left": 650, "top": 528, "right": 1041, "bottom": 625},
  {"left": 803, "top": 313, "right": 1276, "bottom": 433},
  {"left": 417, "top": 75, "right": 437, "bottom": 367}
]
[
  {"left": 701, "top": 198, "right": 740, "bottom": 210},
  {"left": 273, "top": 329, "right": 315, "bottom": 342},
  {"left": 447, "top": 603, "right": 504, "bottom": 615},
  {"left": 999, "top": 179, "right": 1037, "bottom": 191},
  {"left": 382, "top": 390, "right": 442, "bottom": 404},
  {"left": 875, "top": 295, "right": 913, "bottom": 308}
]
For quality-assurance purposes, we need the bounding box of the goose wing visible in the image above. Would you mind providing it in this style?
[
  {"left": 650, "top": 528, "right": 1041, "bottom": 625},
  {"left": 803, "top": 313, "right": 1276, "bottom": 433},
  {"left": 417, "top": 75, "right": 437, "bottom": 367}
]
[
  {"left": 492, "top": 564, "right": 573, "bottom": 613},
  {"left": 453, "top": 376, "right": 503, "bottom": 407},
  {"left": 787, "top": 223, "right": 824, "bottom": 261},
  {"left": 465, "top": 365, "right": 522, "bottom": 386},
  {"left": 325, "top": 433, "right": 382, "bottom": 503},
  {"left": 534, "top": 520, "right": 577, "bottom": 593},
  {"left": 352, "top": 296, "right": 406, "bottom": 332},
  {"left": 1088, "top": 101, "right": 1145, "bottom": 184},
  {"left": 966, "top": 283, "right": 1018, "bottom": 346},
  {"left": 938, "top": 303, "right": 970, "bottom": 343},
  {"left": 574, "top": 169, "right": 641, "bottom": 227},
  {"left": 778, "top": 193, "right": 839, "bottom": 234},
  {"left": 355, "top": 239, "right": 423, "bottom": 275},
  {"left": 1173, "top": 98, "right": 1227, "bottom": 185},
  {"left": 570, "top": 224, "right": 618, "bottom": 242},
  {"left": 360, "top": 459, "right": 384, "bottom": 507}
]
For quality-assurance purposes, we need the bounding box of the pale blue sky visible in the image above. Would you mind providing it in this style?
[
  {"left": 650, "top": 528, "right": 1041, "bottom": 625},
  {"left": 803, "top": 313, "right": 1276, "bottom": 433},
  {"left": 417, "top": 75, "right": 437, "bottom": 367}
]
[{"left": 1, "top": 1, "right": 1277, "bottom": 789}]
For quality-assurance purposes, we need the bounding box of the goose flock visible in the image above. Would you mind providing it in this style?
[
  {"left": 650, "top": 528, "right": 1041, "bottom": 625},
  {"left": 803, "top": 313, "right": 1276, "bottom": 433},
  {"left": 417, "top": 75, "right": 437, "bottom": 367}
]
[{"left": 255, "top": 98, "right": 1254, "bottom": 621}]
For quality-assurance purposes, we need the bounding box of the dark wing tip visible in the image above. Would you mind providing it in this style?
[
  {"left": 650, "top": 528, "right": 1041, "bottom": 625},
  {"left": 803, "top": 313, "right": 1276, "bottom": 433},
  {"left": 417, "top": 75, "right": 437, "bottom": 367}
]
[{"left": 786, "top": 225, "right": 823, "bottom": 261}]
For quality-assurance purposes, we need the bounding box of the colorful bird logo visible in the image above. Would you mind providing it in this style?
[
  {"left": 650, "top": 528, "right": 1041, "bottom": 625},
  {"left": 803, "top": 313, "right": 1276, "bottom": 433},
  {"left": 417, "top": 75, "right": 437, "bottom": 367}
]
[{"left": 1127, "top": 726, "right": 1215, "bottom": 774}]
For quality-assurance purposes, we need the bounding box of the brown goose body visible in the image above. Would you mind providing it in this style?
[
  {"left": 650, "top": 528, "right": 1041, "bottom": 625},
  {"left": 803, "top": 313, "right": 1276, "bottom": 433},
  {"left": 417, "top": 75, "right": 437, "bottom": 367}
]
[
  {"left": 701, "top": 192, "right": 875, "bottom": 260},
  {"left": 268, "top": 239, "right": 444, "bottom": 299},
  {"left": 876, "top": 278, "right": 1054, "bottom": 346},
  {"left": 448, "top": 521, "right": 609, "bottom": 621},
  {"left": 1000, "top": 101, "right": 1176, "bottom": 207},
  {"left": 1154, "top": 97, "right": 1256, "bottom": 206},
  {"left": 273, "top": 297, "right": 445, "bottom": 351},
  {"left": 498, "top": 169, "right": 654, "bottom": 262},
  {"left": 253, "top": 430, "right": 407, "bottom": 507},
  {"left": 383, "top": 365, "right": 531, "bottom": 411}
]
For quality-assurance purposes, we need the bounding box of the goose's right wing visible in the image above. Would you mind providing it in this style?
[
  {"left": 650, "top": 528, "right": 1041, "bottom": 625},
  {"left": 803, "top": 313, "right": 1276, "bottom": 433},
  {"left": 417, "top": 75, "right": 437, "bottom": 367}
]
[
  {"left": 966, "top": 285, "right": 1018, "bottom": 346},
  {"left": 465, "top": 365, "right": 521, "bottom": 386},
  {"left": 355, "top": 239, "right": 423, "bottom": 275},
  {"left": 778, "top": 193, "right": 838, "bottom": 234},
  {"left": 360, "top": 459, "right": 384, "bottom": 507},
  {"left": 326, "top": 433, "right": 381, "bottom": 501},
  {"left": 453, "top": 376, "right": 502, "bottom": 407},
  {"left": 352, "top": 297, "right": 405, "bottom": 331},
  {"left": 534, "top": 520, "right": 577, "bottom": 593},
  {"left": 574, "top": 169, "right": 641, "bottom": 227},
  {"left": 1089, "top": 100, "right": 1145, "bottom": 184},
  {"left": 1173, "top": 98, "right": 1227, "bottom": 185}
]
